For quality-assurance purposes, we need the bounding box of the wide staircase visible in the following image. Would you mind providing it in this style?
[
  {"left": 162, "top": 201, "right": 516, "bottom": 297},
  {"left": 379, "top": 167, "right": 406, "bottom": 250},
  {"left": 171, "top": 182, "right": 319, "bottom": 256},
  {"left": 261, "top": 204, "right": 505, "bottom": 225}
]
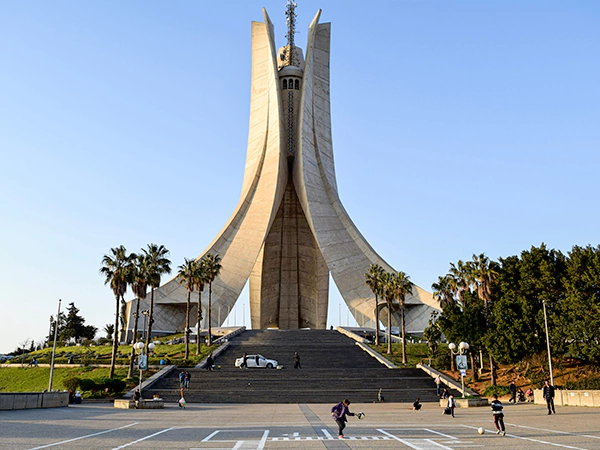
[{"left": 145, "top": 329, "right": 441, "bottom": 404}]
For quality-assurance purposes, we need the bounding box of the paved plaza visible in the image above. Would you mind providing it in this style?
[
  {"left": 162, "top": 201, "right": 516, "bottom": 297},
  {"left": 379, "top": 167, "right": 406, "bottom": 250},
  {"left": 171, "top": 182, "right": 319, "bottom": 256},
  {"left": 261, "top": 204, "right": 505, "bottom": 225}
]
[{"left": 1, "top": 401, "right": 599, "bottom": 449}]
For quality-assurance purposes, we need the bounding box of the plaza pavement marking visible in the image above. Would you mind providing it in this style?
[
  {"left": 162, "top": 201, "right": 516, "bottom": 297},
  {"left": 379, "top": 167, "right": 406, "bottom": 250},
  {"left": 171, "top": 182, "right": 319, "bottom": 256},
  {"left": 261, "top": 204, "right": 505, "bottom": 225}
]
[
  {"left": 111, "top": 426, "right": 177, "bottom": 450},
  {"left": 504, "top": 423, "right": 600, "bottom": 441},
  {"left": 27, "top": 422, "right": 138, "bottom": 450},
  {"left": 460, "top": 425, "right": 590, "bottom": 450},
  {"left": 378, "top": 429, "right": 455, "bottom": 450},
  {"left": 197, "top": 429, "right": 270, "bottom": 450}
]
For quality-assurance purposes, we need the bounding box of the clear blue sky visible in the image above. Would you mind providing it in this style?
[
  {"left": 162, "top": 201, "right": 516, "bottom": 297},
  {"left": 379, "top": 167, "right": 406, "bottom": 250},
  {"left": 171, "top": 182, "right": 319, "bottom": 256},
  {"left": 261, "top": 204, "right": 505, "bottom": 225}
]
[{"left": 1, "top": 1, "right": 598, "bottom": 354}]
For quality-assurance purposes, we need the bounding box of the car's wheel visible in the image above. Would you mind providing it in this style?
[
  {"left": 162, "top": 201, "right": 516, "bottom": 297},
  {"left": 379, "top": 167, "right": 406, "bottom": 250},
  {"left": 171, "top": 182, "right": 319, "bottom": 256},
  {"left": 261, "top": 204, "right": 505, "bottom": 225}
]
[{"left": 266, "top": 363, "right": 273, "bottom": 369}]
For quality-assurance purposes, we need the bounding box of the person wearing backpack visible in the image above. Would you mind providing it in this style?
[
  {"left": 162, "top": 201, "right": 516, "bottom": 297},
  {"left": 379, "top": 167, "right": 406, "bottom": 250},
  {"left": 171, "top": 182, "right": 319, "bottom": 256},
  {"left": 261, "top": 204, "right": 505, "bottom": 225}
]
[
  {"left": 490, "top": 394, "right": 506, "bottom": 435},
  {"left": 446, "top": 394, "right": 456, "bottom": 417},
  {"left": 331, "top": 399, "right": 355, "bottom": 439}
]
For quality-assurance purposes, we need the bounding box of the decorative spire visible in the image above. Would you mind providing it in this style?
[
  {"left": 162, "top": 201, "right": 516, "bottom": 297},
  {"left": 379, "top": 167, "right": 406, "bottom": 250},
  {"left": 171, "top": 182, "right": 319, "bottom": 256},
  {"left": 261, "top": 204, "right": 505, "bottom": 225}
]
[{"left": 283, "top": 0, "right": 298, "bottom": 67}]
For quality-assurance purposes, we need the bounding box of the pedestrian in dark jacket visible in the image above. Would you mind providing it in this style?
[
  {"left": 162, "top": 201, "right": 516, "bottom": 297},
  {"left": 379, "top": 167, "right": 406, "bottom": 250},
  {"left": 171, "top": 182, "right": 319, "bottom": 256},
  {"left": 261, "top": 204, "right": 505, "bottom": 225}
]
[
  {"left": 543, "top": 380, "right": 556, "bottom": 415},
  {"left": 293, "top": 352, "right": 301, "bottom": 369},
  {"left": 206, "top": 353, "right": 214, "bottom": 371},
  {"left": 331, "top": 399, "right": 355, "bottom": 439},
  {"left": 508, "top": 381, "right": 517, "bottom": 403},
  {"left": 490, "top": 394, "right": 506, "bottom": 435},
  {"left": 179, "top": 370, "right": 186, "bottom": 389},
  {"left": 184, "top": 371, "right": 191, "bottom": 389}
]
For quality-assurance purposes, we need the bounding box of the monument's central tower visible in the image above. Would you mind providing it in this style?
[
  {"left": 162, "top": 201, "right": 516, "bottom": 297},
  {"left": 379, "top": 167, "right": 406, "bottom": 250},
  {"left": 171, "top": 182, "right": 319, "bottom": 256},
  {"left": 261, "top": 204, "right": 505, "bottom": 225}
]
[
  {"left": 248, "top": 2, "right": 328, "bottom": 329},
  {"left": 127, "top": 2, "right": 438, "bottom": 335}
]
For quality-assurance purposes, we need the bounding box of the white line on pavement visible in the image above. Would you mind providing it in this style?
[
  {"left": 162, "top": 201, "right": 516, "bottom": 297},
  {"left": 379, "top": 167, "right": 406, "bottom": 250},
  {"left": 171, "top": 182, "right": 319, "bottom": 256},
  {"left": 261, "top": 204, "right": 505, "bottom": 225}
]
[
  {"left": 111, "top": 426, "right": 177, "bottom": 450},
  {"left": 232, "top": 442, "right": 244, "bottom": 450},
  {"left": 257, "top": 430, "right": 269, "bottom": 450},
  {"left": 202, "top": 430, "right": 221, "bottom": 442},
  {"left": 423, "top": 428, "right": 458, "bottom": 440},
  {"left": 321, "top": 428, "right": 333, "bottom": 439},
  {"left": 462, "top": 425, "right": 589, "bottom": 450},
  {"left": 28, "top": 422, "right": 139, "bottom": 450},
  {"left": 506, "top": 423, "right": 600, "bottom": 440},
  {"left": 377, "top": 429, "right": 454, "bottom": 450}
]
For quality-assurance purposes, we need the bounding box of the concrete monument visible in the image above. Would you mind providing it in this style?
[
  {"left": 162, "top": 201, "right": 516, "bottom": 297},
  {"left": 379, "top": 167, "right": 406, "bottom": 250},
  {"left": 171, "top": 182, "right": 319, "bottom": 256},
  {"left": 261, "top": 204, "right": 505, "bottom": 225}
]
[{"left": 125, "top": 2, "right": 439, "bottom": 336}]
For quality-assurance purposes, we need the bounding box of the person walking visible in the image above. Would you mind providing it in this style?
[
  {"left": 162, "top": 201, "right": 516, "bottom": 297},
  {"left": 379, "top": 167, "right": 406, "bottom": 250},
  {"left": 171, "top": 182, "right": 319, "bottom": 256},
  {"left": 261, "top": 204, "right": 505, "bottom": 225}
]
[
  {"left": 184, "top": 371, "right": 191, "bottom": 389},
  {"left": 377, "top": 388, "right": 385, "bottom": 402},
  {"left": 435, "top": 374, "right": 441, "bottom": 397},
  {"left": 133, "top": 389, "right": 141, "bottom": 409},
  {"left": 447, "top": 394, "right": 456, "bottom": 417},
  {"left": 206, "top": 353, "right": 214, "bottom": 371},
  {"left": 241, "top": 352, "right": 248, "bottom": 369},
  {"left": 179, "top": 370, "right": 186, "bottom": 389},
  {"left": 331, "top": 398, "right": 356, "bottom": 439},
  {"left": 543, "top": 380, "right": 556, "bottom": 415},
  {"left": 490, "top": 394, "right": 506, "bottom": 435},
  {"left": 508, "top": 381, "right": 517, "bottom": 403},
  {"left": 293, "top": 352, "right": 301, "bottom": 369},
  {"left": 178, "top": 388, "right": 186, "bottom": 409}
]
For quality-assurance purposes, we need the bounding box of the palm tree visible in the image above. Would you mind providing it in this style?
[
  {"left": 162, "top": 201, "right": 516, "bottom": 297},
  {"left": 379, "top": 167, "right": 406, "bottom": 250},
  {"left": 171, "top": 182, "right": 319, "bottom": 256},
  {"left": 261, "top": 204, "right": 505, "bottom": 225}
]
[
  {"left": 381, "top": 272, "right": 396, "bottom": 355},
  {"left": 178, "top": 257, "right": 198, "bottom": 359},
  {"left": 365, "top": 264, "right": 385, "bottom": 345},
  {"left": 127, "top": 253, "right": 150, "bottom": 378},
  {"left": 469, "top": 253, "right": 500, "bottom": 385},
  {"left": 143, "top": 244, "right": 172, "bottom": 353},
  {"left": 194, "top": 258, "right": 208, "bottom": 355},
  {"left": 100, "top": 245, "right": 132, "bottom": 378},
  {"left": 392, "top": 271, "right": 414, "bottom": 365},
  {"left": 203, "top": 253, "right": 222, "bottom": 346},
  {"left": 431, "top": 275, "right": 455, "bottom": 309},
  {"left": 448, "top": 260, "right": 471, "bottom": 305}
]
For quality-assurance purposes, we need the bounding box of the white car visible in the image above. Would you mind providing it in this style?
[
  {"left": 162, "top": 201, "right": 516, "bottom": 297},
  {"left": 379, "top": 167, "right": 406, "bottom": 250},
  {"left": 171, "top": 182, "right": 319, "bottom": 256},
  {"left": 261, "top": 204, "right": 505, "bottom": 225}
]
[{"left": 235, "top": 354, "right": 278, "bottom": 369}]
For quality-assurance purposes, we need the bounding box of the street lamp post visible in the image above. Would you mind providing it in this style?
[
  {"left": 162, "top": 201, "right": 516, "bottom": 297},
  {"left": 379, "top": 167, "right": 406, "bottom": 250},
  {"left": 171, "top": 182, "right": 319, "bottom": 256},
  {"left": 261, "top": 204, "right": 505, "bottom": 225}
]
[
  {"left": 133, "top": 341, "right": 155, "bottom": 398},
  {"left": 141, "top": 310, "right": 149, "bottom": 341},
  {"left": 449, "top": 341, "right": 470, "bottom": 398},
  {"left": 542, "top": 300, "right": 554, "bottom": 386},
  {"left": 48, "top": 299, "right": 62, "bottom": 392}
]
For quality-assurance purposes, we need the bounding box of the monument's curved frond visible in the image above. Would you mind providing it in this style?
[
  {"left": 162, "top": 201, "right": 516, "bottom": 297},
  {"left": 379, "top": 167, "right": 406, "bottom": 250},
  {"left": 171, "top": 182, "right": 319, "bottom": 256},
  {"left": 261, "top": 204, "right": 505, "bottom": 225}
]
[{"left": 294, "top": 12, "right": 437, "bottom": 330}]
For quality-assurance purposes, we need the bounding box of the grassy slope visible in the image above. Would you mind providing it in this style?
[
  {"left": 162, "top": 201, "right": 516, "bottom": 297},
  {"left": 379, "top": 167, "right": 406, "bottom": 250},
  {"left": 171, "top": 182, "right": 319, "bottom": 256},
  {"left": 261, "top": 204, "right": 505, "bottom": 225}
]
[{"left": 0, "top": 367, "right": 132, "bottom": 393}]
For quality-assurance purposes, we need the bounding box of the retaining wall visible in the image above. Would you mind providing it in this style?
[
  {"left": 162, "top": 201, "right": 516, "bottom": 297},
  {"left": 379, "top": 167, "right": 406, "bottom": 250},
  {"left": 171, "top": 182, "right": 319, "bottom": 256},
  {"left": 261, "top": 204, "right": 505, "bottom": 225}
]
[{"left": 0, "top": 392, "right": 69, "bottom": 410}]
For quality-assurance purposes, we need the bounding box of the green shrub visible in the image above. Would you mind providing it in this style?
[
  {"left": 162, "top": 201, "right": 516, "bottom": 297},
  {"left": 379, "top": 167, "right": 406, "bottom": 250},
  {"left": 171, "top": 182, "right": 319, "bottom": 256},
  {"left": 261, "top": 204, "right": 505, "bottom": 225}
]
[
  {"left": 96, "top": 377, "right": 126, "bottom": 394},
  {"left": 563, "top": 377, "right": 600, "bottom": 390},
  {"left": 79, "top": 379, "right": 97, "bottom": 391},
  {"left": 62, "top": 377, "right": 81, "bottom": 392},
  {"left": 483, "top": 384, "right": 510, "bottom": 397}
]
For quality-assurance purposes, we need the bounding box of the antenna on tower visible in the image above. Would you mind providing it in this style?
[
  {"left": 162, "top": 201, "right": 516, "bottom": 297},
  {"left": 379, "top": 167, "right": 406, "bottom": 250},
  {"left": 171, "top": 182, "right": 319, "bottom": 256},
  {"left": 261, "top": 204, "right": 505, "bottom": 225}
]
[{"left": 283, "top": 0, "right": 298, "bottom": 67}]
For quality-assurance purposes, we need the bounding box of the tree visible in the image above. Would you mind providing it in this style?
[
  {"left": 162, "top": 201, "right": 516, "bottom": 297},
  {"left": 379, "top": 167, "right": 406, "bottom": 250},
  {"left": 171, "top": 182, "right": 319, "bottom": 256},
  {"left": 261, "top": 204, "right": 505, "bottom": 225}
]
[
  {"left": 391, "top": 271, "right": 414, "bottom": 364},
  {"left": 142, "top": 243, "right": 171, "bottom": 354},
  {"left": 100, "top": 245, "right": 132, "bottom": 378},
  {"left": 432, "top": 275, "right": 455, "bottom": 309},
  {"left": 552, "top": 245, "right": 599, "bottom": 362},
  {"left": 127, "top": 253, "right": 150, "bottom": 379},
  {"left": 365, "top": 264, "right": 385, "bottom": 345},
  {"left": 203, "top": 253, "right": 222, "bottom": 346},
  {"left": 380, "top": 272, "right": 396, "bottom": 355},
  {"left": 103, "top": 323, "right": 114, "bottom": 341},
  {"left": 195, "top": 258, "right": 208, "bottom": 355},
  {"left": 423, "top": 311, "right": 442, "bottom": 360},
  {"left": 178, "top": 257, "right": 199, "bottom": 359},
  {"left": 59, "top": 302, "right": 97, "bottom": 342}
]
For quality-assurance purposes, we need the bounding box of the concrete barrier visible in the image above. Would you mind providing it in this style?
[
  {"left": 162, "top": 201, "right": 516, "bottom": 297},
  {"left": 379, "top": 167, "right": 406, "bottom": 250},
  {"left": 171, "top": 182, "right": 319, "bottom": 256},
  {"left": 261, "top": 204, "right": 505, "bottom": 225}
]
[
  {"left": 0, "top": 392, "right": 69, "bottom": 410},
  {"left": 114, "top": 399, "right": 164, "bottom": 409},
  {"left": 533, "top": 389, "right": 600, "bottom": 408}
]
